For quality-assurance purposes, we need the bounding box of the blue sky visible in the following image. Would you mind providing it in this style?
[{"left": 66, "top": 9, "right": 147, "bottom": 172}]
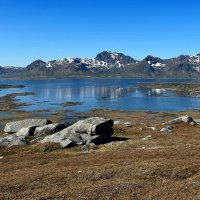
[{"left": 0, "top": 0, "right": 200, "bottom": 66}]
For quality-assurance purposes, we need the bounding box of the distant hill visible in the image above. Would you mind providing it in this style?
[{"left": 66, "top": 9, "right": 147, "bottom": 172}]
[{"left": 1, "top": 51, "right": 200, "bottom": 78}]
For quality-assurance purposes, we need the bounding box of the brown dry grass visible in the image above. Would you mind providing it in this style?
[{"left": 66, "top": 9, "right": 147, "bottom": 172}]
[{"left": 0, "top": 110, "right": 200, "bottom": 200}]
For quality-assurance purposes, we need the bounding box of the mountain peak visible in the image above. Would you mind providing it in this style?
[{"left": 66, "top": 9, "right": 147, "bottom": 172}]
[
  {"left": 26, "top": 60, "right": 46, "bottom": 70},
  {"left": 95, "top": 51, "right": 136, "bottom": 66}
]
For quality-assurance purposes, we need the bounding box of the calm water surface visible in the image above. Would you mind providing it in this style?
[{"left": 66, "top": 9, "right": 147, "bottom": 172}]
[{"left": 0, "top": 78, "right": 199, "bottom": 112}]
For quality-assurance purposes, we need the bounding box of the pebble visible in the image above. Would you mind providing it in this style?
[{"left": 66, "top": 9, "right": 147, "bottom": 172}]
[
  {"left": 147, "top": 126, "right": 157, "bottom": 131},
  {"left": 142, "top": 135, "right": 152, "bottom": 141}
]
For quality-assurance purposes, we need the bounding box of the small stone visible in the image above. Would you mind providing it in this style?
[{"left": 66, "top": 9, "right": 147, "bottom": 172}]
[
  {"left": 147, "top": 127, "right": 157, "bottom": 131},
  {"left": 160, "top": 127, "right": 172, "bottom": 133},
  {"left": 114, "top": 120, "right": 121, "bottom": 125},
  {"left": 82, "top": 145, "right": 89, "bottom": 153},
  {"left": 89, "top": 143, "right": 99, "bottom": 150},
  {"left": 194, "top": 119, "right": 200, "bottom": 125},
  {"left": 142, "top": 135, "right": 152, "bottom": 141},
  {"left": 114, "top": 120, "right": 132, "bottom": 127},
  {"left": 190, "top": 121, "right": 197, "bottom": 126},
  {"left": 124, "top": 122, "right": 133, "bottom": 127}
]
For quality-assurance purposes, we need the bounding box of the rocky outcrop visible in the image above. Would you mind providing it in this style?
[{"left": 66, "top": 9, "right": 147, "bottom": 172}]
[
  {"left": 1, "top": 117, "right": 113, "bottom": 148},
  {"left": 4, "top": 119, "right": 52, "bottom": 133},
  {"left": 41, "top": 117, "right": 113, "bottom": 148}
]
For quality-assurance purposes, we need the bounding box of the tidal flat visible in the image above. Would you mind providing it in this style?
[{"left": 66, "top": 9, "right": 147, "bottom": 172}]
[
  {"left": 0, "top": 84, "right": 25, "bottom": 89},
  {"left": 0, "top": 83, "right": 200, "bottom": 199}
]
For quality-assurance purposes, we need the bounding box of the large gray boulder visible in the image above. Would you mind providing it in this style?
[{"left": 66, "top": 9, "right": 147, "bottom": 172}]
[
  {"left": 34, "top": 123, "right": 69, "bottom": 137},
  {"left": 41, "top": 117, "right": 113, "bottom": 148},
  {"left": 0, "top": 135, "right": 28, "bottom": 147},
  {"left": 4, "top": 118, "right": 52, "bottom": 133}
]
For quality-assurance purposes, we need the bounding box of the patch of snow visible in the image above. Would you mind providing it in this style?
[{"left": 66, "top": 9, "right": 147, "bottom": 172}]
[
  {"left": 148, "top": 61, "right": 166, "bottom": 68},
  {"left": 46, "top": 62, "right": 52, "bottom": 68},
  {"left": 108, "top": 51, "right": 119, "bottom": 60},
  {"left": 80, "top": 58, "right": 110, "bottom": 69},
  {"left": 110, "top": 54, "right": 116, "bottom": 59},
  {"left": 189, "top": 55, "right": 200, "bottom": 64},
  {"left": 3, "top": 66, "right": 20, "bottom": 69},
  {"left": 116, "top": 61, "right": 124, "bottom": 68},
  {"left": 151, "top": 62, "right": 166, "bottom": 67},
  {"left": 66, "top": 58, "right": 75, "bottom": 63},
  {"left": 189, "top": 55, "right": 200, "bottom": 72}
]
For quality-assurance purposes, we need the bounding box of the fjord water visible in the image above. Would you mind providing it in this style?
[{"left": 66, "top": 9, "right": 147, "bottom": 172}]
[{"left": 1, "top": 78, "right": 200, "bottom": 112}]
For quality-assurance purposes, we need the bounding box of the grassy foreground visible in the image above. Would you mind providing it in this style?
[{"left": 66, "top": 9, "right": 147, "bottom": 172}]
[{"left": 0, "top": 109, "right": 200, "bottom": 200}]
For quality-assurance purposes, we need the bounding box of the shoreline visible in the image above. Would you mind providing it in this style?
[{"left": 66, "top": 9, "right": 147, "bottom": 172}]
[{"left": 1, "top": 81, "right": 200, "bottom": 133}]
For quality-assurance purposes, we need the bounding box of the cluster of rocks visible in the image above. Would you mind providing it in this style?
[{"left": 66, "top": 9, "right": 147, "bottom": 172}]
[
  {"left": 140, "top": 115, "right": 198, "bottom": 137},
  {"left": 0, "top": 117, "right": 114, "bottom": 148},
  {"left": 1, "top": 114, "right": 198, "bottom": 148}
]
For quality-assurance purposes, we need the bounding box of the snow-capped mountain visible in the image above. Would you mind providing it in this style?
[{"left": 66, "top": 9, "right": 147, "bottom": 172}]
[
  {"left": 25, "top": 51, "right": 137, "bottom": 76},
  {"left": 0, "top": 65, "right": 23, "bottom": 74},
  {"left": 1, "top": 51, "right": 200, "bottom": 78},
  {"left": 44, "top": 51, "right": 136, "bottom": 70}
]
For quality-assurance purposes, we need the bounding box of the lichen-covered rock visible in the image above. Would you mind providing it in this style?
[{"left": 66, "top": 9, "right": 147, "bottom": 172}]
[
  {"left": 41, "top": 117, "right": 113, "bottom": 148},
  {"left": 0, "top": 135, "right": 28, "bottom": 147},
  {"left": 34, "top": 123, "right": 69, "bottom": 137},
  {"left": 4, "top": 118, "right": 52, "bottom": 133}
]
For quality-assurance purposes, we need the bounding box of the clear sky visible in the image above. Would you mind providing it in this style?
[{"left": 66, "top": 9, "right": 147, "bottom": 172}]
[{"left": 0, "top": 0, "right": 200, "bottom": 66}]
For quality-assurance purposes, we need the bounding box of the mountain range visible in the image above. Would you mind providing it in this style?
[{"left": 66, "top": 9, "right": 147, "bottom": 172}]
[{"left": 1, "top": 51, "right": 200, "bottom": 78}]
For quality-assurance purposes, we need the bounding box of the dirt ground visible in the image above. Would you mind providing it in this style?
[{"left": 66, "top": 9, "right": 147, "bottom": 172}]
[{"left": 0, "top": 109, "right": 200, "bottom": 200}]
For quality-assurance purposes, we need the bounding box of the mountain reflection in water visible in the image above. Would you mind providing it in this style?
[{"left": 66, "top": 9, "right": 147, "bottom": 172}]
[{"left": 39, "top": 87, "right": 137, "bottom": 100}]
